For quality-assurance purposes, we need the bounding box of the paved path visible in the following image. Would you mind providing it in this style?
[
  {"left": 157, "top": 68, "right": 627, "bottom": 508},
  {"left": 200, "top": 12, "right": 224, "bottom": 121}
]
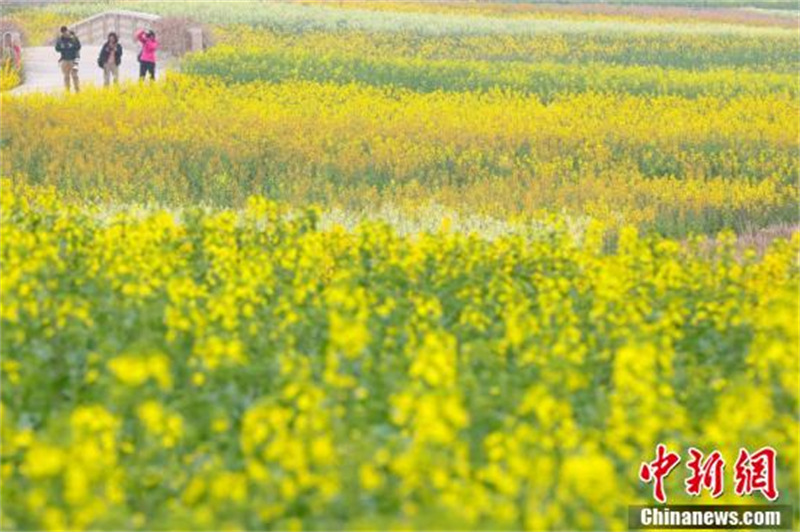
[{"left": 10, "top": 46, "right": 172, "bottom": 95}]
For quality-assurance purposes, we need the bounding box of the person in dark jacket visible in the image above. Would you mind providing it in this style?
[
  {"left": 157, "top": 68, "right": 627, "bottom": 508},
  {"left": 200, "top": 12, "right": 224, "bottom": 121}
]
[
  {"left": 55, "top": 26, "right": 81, "bottom": 92},
  {"left": 98, "top": 32, "right": 122, "bottom": 86}
]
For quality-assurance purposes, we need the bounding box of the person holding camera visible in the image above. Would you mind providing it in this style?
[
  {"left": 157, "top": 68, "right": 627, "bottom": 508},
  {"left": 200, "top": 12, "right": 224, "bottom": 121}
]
[
  {"left": 55, "top": 26, "right": 81, "bottom": 92},
  {"left": 135, "top": 28, "right": 159, "bottom": 81},
  {"left": 98, "top": 32, "right": 122, "bottom": 86}
]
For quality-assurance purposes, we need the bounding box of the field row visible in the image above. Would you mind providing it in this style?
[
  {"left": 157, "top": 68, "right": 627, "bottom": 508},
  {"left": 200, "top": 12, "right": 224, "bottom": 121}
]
[
  {"left": 11, "top": 1, "right": 800, "bottom": 37},
  {"left": 2, "top": 182, "right": 798, "bottom": 530},
  {"left": 204, "top": 27, "right": 799, "bottom": 72},
  {"left": 332, "top": 1, "right": 800, "bottom": 27},
  {"left": 184, "top": 45, "right": 797, "bottom": 97},
  {"left": 2, "top": 75, "right": 797, "bottom": 236}
]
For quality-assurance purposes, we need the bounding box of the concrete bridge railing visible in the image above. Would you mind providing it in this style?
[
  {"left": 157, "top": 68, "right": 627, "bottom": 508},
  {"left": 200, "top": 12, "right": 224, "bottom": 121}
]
[
  {"left": 68, "top": 9, "right": 205, "bottom": 52},
  {"left": 70, "top": 10, "right": 160, "bottom": 47}
]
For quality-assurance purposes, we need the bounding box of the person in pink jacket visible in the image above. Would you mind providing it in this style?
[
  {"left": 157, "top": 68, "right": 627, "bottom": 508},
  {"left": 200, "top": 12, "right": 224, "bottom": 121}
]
[{"left": 135, "top": 29, "right": 158, "bottom": 81}]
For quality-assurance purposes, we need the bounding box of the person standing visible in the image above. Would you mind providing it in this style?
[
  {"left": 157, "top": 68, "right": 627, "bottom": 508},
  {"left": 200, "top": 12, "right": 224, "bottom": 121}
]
[
  {"left": 135, "top": 29, "right": 158, "bottom": 82},
  {"left": 98, "top": 32, "right": 122, "bottom": 86},
  {"left": 2, "top": 33, "right": 21, "bottom": 70},
  {"left": 55, "top": 26, "right": 80, "bottom": 92}
]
